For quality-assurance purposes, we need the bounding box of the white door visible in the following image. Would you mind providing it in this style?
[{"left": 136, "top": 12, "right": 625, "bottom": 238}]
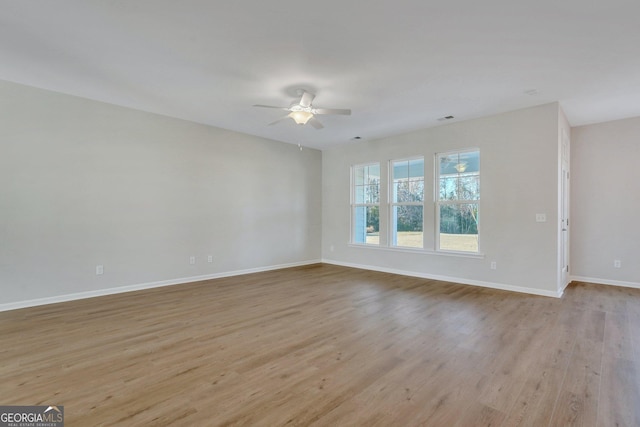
[
  {"left": 560, "top": 129, "right": 570, "bottom": 288},
  {"left": 560, "top": 167, "right": 569, "bottom": 286}
]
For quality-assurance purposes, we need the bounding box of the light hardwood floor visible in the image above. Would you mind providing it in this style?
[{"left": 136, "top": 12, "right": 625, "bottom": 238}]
[{"left": 1, "top": 264, "right": 639, "bottom": 426}]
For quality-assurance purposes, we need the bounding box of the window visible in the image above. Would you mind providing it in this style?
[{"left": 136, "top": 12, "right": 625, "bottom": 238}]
[
  {"left": 391, "top": 158, "right": 424, "bottom": 248},
  {"left": 436, "top": 150, "right": 480, "bottom": 252},
  {"left": 352, "top": 163, "right": 380, "bottom": 245}
]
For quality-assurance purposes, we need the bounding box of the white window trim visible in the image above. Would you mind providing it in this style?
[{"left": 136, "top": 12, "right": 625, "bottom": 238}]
[{"left": 347, "top": 242, "right": 485, "bottom": 258}]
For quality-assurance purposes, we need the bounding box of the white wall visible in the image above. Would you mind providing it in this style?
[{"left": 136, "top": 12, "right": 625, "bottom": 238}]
[
  {"left": 0, "top": 80, "right": 322, "bottom": 308},
  {"left": 571, "top": 117, "right": 640, "bottom": 288},
  {"left": 322, "top": 103, "right": 562, "bottom": 296}
]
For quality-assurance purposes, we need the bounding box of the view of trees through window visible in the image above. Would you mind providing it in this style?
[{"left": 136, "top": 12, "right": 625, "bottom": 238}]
[
  {"left": 437, "top": 150, "right": 480, "bottom": 252},
  {"left": 392, "top": 158, "right": 424, "bottom": 248},
  {"left": 351, "top": 150, "right": 479, "bottom": 251}
]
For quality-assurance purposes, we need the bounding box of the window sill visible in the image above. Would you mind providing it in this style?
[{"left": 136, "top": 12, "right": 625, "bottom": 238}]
[{"left": 347, "top": 243, "right": 485, "bottom": 259}]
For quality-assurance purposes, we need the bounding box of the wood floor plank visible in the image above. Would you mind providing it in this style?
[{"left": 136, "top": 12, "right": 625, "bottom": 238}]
[
  {"left": 501, "top": 307, "right": 578, "bottom": 427},
  {"left": 455, "top": 401, "right": 506, "bottom": 427},
  {"left": 603, "top": 312, "right": 635, "bottom": 361},
  {"left": 627, "top": 302, "right": 640, "bottom": 363},
  {"left": 1, "top": 266, "right": 640, "bottom": 425},
  {"left": 597, "top": 356, "right": 640, "bottom": 427},
  {"left": 548, "top": 309, "right": 605, "bottom": 427}
]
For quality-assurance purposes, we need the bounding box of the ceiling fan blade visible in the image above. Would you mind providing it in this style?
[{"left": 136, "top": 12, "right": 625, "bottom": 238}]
[
  {"left": 268, "top": 115, "right": 291, "bottom": 126},
  {"left": 253, "top": 104, "right": 290, "bottom": 111},
  {"left": 299, "top": 91, "right": 315, "bottom": 108},
  {"left": 313, "top": 108, "right": 351, "bottom": 116},
  {"left": 308, "top": 117, "right": 324, "bottom": 129}
]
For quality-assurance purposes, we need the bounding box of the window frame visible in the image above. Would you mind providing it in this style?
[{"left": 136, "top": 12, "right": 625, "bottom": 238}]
[
  {"left": 435, "top": 148, "right": 480, "bottom": 254},
  {"left": 350, "top": 162, "right": 381, "bottom": 245},
  {"left": 389, "top": 156, "right": 425, "bottom": 249}
]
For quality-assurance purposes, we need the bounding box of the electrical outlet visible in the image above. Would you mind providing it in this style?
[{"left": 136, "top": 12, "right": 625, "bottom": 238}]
[
  {"left": 189, "top": 256, "right": 196, "bottom": 265},
  {"left": 614, "top": 260, "right": 621, "bottom": 268},
  {"left": 96, "top": 265, "right": 104, "bottom": 275},
  {"left": 490, "top": 261, "right": 497, "bottom": 270},
  {"left": 208, "top": 255, "right": 213, "bottom": 263}
]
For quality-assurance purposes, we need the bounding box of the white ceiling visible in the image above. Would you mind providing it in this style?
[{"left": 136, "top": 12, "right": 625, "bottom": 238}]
[{"left": 2, "top": 1, "right": 639, "bottom": 149}]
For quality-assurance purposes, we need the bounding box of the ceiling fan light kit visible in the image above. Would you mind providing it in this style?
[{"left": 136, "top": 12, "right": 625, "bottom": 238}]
[
  {"left": 254, "top": 89, "right": 351, "bottom": 130},
  {"left": 289, "top": 110, "right": 314, "bottom": 125}
]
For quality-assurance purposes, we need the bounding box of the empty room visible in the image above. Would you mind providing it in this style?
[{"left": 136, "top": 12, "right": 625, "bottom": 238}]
[{"left": 1, "top": 1, "right": 639, "bottom": 426}]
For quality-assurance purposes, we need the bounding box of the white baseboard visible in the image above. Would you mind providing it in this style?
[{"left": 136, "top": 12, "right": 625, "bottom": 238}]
[
  {"left": 570, "top": 275, "right": 640, "bottom": 290},
  {"left": 0, "top": 259, "right": 322, "bottom": 312},
  {"left": 323, "top": 258, "right": 563, "bottom": 298}
]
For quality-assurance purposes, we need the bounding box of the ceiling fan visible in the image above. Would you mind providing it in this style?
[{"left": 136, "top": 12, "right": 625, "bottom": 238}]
[{"left": 253, "top": 89, "right": 351, "bottom": 129}]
